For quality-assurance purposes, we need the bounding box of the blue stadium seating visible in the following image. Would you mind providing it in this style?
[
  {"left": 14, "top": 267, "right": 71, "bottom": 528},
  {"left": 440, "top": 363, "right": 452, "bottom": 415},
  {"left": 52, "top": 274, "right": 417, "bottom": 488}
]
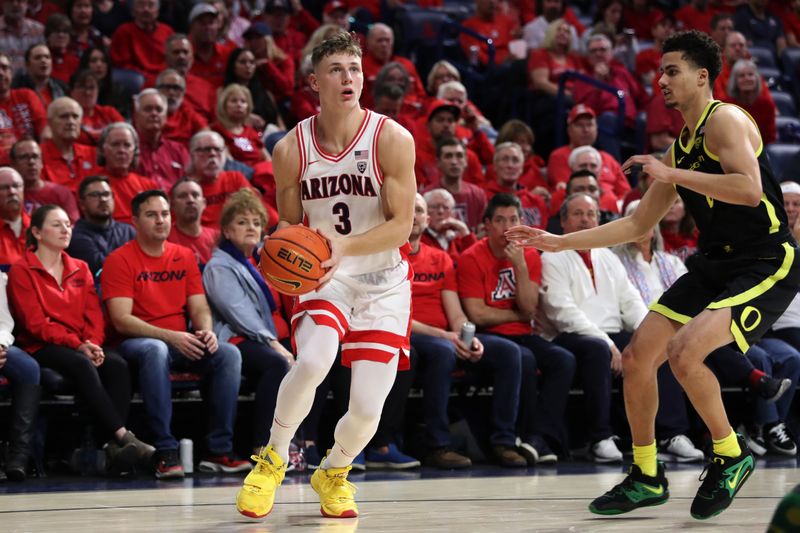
[
  {"left": 772, "top": 90, "right": 797, "bottom": 116},
  {"left": 776, "top": 116, "right": 800, "bottom": 143},
  {"left": 749, "top": 45, "right": 778, "bottom": 69},
  {"left": 766, "top": 143, "right": 800, "bottom": 182}
]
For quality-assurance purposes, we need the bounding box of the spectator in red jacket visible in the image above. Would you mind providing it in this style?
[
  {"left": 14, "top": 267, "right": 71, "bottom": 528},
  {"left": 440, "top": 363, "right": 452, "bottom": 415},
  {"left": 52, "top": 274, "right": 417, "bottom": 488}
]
[
  {"left": 0, "top": 167, "right": 29, "bottom": 265},
  {"left": 8, "top": 204, "right": 155, "bottom": 473},
  {"left": 362, "top": 23, "right": 426, "bottom": 106},
  {"left": 241, "top": 23, "right": 295, "bottom": 103},
  {"left": 675, "top": 0, "right": 718, "bottom": 34},
  {"left": 460, "top": 0, "right": 520, "bottom": 66},
  {"left": 168, "top": 177, "right": 218, "bottom": 265},
  {"left": 484, "top": 142, "right": 548, "bottom": 230},
  {"left": 634, "top": 12, "right": 675, "bottom": 89},
  {"left": 69, "top": 69, "right": 124, "bottom": 146},
  {"left": 622, "top": 0, "right": 664, "bottom": 40},
  {"left": 164, "top": 34, "right": 216, "bottom": 120},
  {"left": 97, "top": 122, "right": 158, "bottom": 223},
  {"left": 260, "top": 0, "right": 307, "bottom": 65},
  {"left": 40, "top": 96, "right": 99, "bottom": 193},
  {"left": 110, "top": 0, "right": 173, "bottom": 85},
  {"left": 156, "top": 69, "right": 209, "bottom": 146},
  {"left": 721, "top": 59, "right": 777, "bottom": 145},
  {"left": 11, "top": 139, "right": 78, "bottom": 222},
  {"left": 212, "top": 83, "right": 270, "bottom": 168},
  {"left": 715, "top": 31, "right": 772, "bottom": 103},
  {"left": 188, "top": 3, "right": 231, "bottom": 89},
  {"left": 659, "top": 196, "right": 698, "bottom": 262},
  {"left": 0, "top": 53, "right": 47, "bottom": 165},
  {"left": 133, "top": 89, "right": 189, "bottom": 191}
]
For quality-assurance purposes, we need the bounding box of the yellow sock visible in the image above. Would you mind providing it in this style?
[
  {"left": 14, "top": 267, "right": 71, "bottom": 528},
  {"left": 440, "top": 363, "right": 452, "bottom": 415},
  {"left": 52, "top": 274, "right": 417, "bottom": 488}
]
[
  {"left": 713, "top": 429, "right": 741, "bottom": 458},
  {"left": 633, "top": 441, "right": 658, "bottom": 477}
]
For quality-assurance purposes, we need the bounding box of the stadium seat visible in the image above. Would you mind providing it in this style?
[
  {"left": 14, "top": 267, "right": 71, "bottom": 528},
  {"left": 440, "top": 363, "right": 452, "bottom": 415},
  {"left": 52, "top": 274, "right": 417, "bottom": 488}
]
[
  {"left": 395, "top": 7, "right": 452, "bottom": 62},
  {"left": 776, "top": 115, "right": 800, "bottom": 143},
  {"left": 782, "top": 47, "right": 800, "bottom": 101},
  {"left": 749, "top": 45, "right": 778, "bottom": 69},
  {"left": 772, "top": 90, "right": 797, "bottom": 116},
  {"left": 766, "top": 143, "right": 800, "bottom": 182},
  {"left": 759, "top": 67, "right": 786, "bottom": 92}
]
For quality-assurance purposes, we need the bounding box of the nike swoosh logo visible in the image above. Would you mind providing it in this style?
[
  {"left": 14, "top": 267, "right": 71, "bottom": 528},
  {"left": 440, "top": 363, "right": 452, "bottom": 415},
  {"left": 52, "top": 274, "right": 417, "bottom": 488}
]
[
  {"left": 308, "top": 160, "right": 318, "bottom": 165},
  {"left": 266, "top": 273, "right": 301, "bottom": 290},
  {"left": 726, "top": 463, "right": 746, "bottom": 491},
  {"left": 677, "top": 157, "right": 685, "bottom": 165},
  {"left": 639, "top": 483, "right": 664, "bottom": 495}
]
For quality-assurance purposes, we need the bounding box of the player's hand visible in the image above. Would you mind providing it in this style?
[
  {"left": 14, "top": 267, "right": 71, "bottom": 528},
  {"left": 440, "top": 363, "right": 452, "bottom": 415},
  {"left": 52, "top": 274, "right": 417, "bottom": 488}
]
[
  {"left": 505, "top": 225, "right": 565, "bottom": 252},
  {"left": 317, "top": 227, "right": 342, "bottom": 289},
  {"left": 610, "top": 345, "right": 623, "bottom": 376},
  {"left": 170, "top": 331, "right": 206, "bottom": 360},
  {"left": 622, "top": 154, "right": 673, "bottom": 184},
  {"left": 195, "top": 330, "right": 218, "bottom": 354}
]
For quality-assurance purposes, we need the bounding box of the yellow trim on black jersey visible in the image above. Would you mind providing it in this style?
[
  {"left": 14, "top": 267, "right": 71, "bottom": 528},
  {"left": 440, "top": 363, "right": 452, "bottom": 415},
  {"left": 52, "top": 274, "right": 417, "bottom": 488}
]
[
  {"left": 762, "top": 193, "right": 781, "bottom": 234},
  {"left": 677, "top": 100, "right": 717, "bottom": 154},
  {"left": 649, "top": 302, "right": 692, "bottom": 324},
  {"left": 701, "top": 102, "right": 764, "bottom": 161},
  {"left": 730, "top": 320, "right": 750, "bottom": 353},
  {"left": 707, "top": 242, "right": 795, "bottom": 309}
]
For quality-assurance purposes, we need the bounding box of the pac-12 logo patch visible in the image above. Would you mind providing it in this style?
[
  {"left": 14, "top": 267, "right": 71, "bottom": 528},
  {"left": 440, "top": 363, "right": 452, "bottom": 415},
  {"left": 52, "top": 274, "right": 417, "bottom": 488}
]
[{"left": 357, "top": 161, "right": 367, "bottom": 173}]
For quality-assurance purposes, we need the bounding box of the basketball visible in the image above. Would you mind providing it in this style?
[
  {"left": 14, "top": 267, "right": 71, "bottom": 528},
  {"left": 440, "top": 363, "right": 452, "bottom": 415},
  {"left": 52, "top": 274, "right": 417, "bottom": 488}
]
[{"left": 260, "top": 225, "right": 331, "bottom": 295}]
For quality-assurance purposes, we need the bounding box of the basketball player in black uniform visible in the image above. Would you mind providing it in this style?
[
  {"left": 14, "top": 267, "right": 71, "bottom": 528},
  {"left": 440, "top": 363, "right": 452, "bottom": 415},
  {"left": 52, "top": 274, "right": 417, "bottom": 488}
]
[{"left": 506, "top": 30, "right": 800, "bottom": 520}]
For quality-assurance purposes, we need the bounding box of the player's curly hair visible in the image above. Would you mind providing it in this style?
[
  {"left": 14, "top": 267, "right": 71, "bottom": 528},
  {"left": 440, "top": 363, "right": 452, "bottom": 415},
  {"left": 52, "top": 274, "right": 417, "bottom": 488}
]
[
  {"left": 663, "top": 30, "right": 722, "bottom": 84},
  {"left": 311, "top": 31, "right": 362, "bottom": 69}
]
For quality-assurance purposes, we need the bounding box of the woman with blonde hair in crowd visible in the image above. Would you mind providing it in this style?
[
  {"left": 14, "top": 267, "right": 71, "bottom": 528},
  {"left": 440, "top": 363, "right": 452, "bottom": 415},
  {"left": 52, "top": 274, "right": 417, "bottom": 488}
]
[
  {"left": 213, "top": 83, "right": 270, "bottom": 168},
  {"left": 203, "top": 189, "right": 293, "bottom": 455}
]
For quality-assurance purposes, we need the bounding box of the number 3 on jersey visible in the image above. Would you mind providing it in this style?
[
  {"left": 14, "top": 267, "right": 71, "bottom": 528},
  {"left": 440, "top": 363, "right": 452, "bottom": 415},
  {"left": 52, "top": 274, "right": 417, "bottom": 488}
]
[{"left": 332, "top": 202, "right": 352, "bottom": 234}]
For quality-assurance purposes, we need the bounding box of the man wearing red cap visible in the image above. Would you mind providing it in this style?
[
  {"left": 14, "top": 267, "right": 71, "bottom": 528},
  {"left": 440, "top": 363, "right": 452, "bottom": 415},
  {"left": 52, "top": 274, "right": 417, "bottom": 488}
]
[
  {"left": 547, "top": 104, "right": 630, "bottom": 202},
  {"left": 414, "top": 100, "right": 484, "bottom": 189},
  {"left": 323, "top": 0, "right": 350, "bottom": 30}
]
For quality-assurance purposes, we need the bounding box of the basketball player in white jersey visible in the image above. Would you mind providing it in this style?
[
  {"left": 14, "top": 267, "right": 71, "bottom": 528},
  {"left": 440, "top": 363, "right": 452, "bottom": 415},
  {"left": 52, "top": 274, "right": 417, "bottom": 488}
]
[{"left": 236, "top": 32, "right": 416, "bottom": 520}]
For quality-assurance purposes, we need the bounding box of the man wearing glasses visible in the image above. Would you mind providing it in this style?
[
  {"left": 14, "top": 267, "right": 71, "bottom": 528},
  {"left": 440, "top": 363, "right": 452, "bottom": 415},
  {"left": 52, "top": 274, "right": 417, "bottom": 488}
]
[{"left": 10, "top": 138, "right": 78, "bottom": 222}]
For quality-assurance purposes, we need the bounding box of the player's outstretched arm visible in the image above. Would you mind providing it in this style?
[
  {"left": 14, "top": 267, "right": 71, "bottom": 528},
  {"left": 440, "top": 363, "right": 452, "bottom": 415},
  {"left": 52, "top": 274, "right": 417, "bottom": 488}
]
[
  {"left": 629, "top": 105, "right": 763, "bottom": 207},
  {"left": 507, "top": 153, "right": 678, "bottom": 252},
  {"left": 272, "top": 129, "right": 304, "bottom": 229},
  {"left": 334, "top": 119, "right": 417, "bottom": 257}
]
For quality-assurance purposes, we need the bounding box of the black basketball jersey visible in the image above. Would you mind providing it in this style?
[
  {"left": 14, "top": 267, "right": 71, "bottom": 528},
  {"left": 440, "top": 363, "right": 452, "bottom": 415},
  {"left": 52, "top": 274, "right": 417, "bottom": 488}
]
[{"left": 671, "top": 100, "right": 792, "bottom": 256}]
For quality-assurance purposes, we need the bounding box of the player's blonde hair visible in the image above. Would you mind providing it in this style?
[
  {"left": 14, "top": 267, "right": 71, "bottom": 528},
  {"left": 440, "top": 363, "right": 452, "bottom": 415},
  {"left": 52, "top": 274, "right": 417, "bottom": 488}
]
[{"left": 311, "top": 31, "right": 362, "bottom": 69}]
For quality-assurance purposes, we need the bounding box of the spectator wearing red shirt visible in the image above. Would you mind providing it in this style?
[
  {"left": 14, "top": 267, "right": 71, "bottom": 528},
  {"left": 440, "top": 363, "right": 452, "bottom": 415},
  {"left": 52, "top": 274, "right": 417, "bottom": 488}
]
[
  {"left": 659, "top": 196, "right": 698, "bottom": 263},
  {"left": 366, "top": 61, "right": 423, "bottom": 119},
  {"left": 40, "top": 97, "right": 99, "bottom": 194},
  {"left": 371, "top": 82, "right": 418, "bottom": 137},
  {"left": 156, "top": 69, "right": 209, "bottom": 146},
  {"left": 68, "top": 0, "right": 107, "bottom": 55},
  {"left": 529, "top": 19, "right": 583, "bottom": 98},
  {"left": 408, "top": 193, "right": 520, "bottom": 469},
  {"left": 186, "top": 130, "right": 278, "bottom": 228},
  {"left": 420, "top": 188, "right": 477, "bottom": 263},
  {"left": 69, "top": 69, "right": 123, "bottom": 146},
  {"left": 622, "top": 0, "right": 664, "bottom": 40},
  {"left": 460, "top": 0, "right": 519, "bottom": 66},
  {"left": 110, "top": 0, "right": 173, "bottom": 85},
  {"left": 168, "top": 178, "right": 219, "bottom": 265},
  {"left": 8, "top": 203, "right": 155, "bottom": 473},
  {"left": 414, "top": 100, "right": 484, "bottom": 189},
  {"left": 437, "top": 80, "right": 495, "bottom": 167},
  {"left": 97, "top": 122, "right": 158, "bottom": 224},
  {"left": 261, "top": 0, "right": 307, "bottom": 65},
  {"left": 11, "top": 43, "right": 67, "bottom": 108},
  {"left": 675, "top": 0, "right": 718, "bottom": 34},
  {"left": 241, "top": 23, "right": 296, "bottom": 104},
  {"left": 0, "top": 168, "right": 29, "bottom": 265},
  {"left": 458, "top": 193, "right": 576, "bottom": 463},
  {"left": 79, "top": 46, "right": 132, "bottom": 119},
  {"left": 721, "top": 59, "right": 777, "bottom": 145},
  {"left": 548, "top": 155, "right": 623, "bottom": 228},
  {"left": 523, "top": 0, "right": 580, "bottom": 51},
  {"left": 715, "top": 32, "right": 772, "bottom": 103},
  {"left": 485, "top": 142, "right": 549, "bottom": 230},
  {"left": 362, "top": 24, "right": 427, "bottom": 107},
  {"left": 225, "top": 45, "right": 286, "bottom": 133},
  {"left": 573, "top": 34, "right": 648, "bottom": 136},
  {"left": 43, "top": 14, "right": 79, "bottom": 85},
  {"left": 710, "top": 12, "right": 735, "bottom": 49},
  {"left": 212, "top": 84, "right": 269, "bottom": 168},
  {"left": 11, "top": 139, "right": 78, "bottom": 222},
  {"left": 421, "top": 137, "right": 486, "bottom": 233},
  {"left": 26, "top": 0, "right": 61, "bottom": 25},
  {"left": 0, "top": 53, "right": 47, "bottom": 164},
  {"left": 490, "top": 119, "right": 547, "bottom": 194},
  {"left": 102, "top": 190, "right": 245, "bottom": 479},
  {"left": 164, "top": 34, "right": 216, "bottom": 120},
  {"left": 188, "top": 3, "right": 232, "bottom": 89},
  {"left": 634, "top": 12, "right": 675, "bottom": 89},
  {"left": 133, "top": 89, "right": 189, "bottom": 191}
]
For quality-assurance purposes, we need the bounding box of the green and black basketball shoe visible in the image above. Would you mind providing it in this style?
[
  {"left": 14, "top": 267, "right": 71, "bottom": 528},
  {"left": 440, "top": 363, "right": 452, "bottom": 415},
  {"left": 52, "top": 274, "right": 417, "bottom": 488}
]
[
  {"left": 589, "top": 462, "right": 669, "bottom": 515},
  {"left": 690, "top": 435, "right": 755, "bottom": 520}
]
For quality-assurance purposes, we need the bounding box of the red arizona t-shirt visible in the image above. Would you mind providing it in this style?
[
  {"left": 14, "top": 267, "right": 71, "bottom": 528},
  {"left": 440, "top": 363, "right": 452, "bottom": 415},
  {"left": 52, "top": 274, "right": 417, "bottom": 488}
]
[
  {"left": 457, "top": 238, "right": 541, "bottom": 336},
  {"left": 101, "top": 240, "right": 204, "bottom": 332},
  {"left": 408, "top": 242, "right": 457, "bottom": 330}
]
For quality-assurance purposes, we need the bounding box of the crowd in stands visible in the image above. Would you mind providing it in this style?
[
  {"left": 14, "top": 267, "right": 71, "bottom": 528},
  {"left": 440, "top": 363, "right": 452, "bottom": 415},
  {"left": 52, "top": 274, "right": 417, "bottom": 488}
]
[{"left": 1, "top": 0, "right": 800, "bottom": 480}]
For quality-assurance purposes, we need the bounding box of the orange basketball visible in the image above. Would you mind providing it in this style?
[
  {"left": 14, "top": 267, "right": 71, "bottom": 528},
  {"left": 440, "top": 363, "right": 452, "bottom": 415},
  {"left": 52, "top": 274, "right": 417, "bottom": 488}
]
[{"left": 260, "top": 225, "right": 331, "bottom": 295}]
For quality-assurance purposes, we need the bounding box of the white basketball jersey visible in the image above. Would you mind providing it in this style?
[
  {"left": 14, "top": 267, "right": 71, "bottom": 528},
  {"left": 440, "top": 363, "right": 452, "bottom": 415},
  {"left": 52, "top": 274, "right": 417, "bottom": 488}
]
[{"left": 295, "top": 109, "right": 401, "bottom": 276}]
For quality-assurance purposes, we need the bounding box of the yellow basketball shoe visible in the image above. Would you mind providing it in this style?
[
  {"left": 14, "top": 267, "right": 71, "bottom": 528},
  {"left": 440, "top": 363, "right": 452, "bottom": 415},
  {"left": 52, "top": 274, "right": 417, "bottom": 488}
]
[
  {"left": 310, "top": 460, "right": 359, "bottom": 518},
  {"left": 236, "top": 445, "right": 286, "bottom": 519}
]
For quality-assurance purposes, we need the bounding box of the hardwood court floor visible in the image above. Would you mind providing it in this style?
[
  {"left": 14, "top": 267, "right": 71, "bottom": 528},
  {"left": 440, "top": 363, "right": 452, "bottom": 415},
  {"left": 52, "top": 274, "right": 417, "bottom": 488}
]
[{"left": 0, "top": 463, "right": 796, "bottom": 532}]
